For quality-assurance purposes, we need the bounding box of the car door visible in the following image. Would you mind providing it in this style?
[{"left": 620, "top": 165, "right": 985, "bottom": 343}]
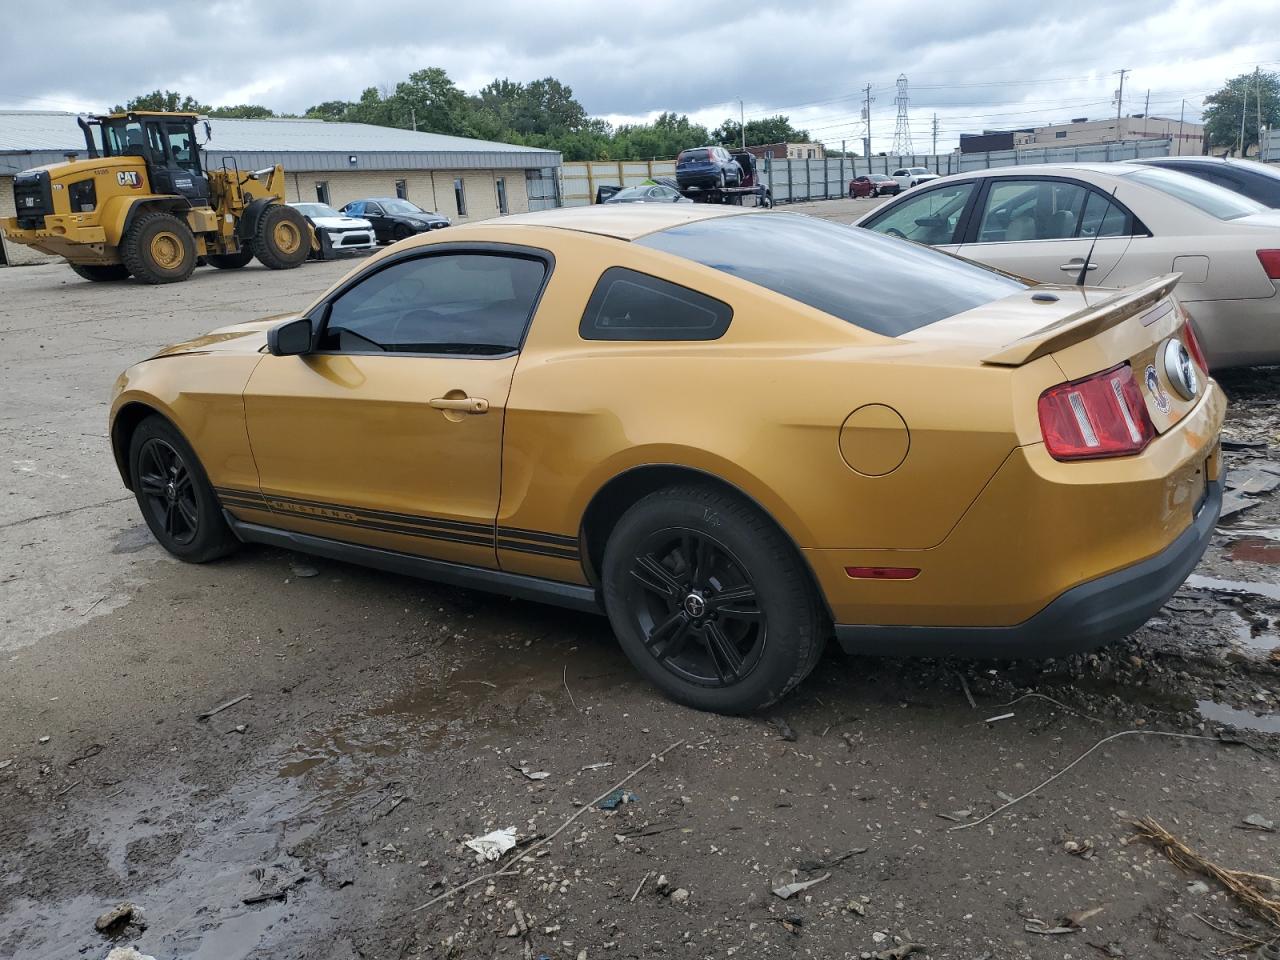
[
  {"left": 363, "top": 201, "right": 389, "bottom": 243},
  {"left": 860, "top": 181, "right": 978, "bottom": 254},
  {"left": 242, "top": 246, "right": 551, "bottom": 568},
  {"left": 954, "top": 177, "right": 1133, "bottom": 284}
]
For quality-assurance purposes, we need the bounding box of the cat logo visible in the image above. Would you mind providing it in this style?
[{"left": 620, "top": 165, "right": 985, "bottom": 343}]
[{"left": 116, "top": 171, "right": 143, "bottom": 188}]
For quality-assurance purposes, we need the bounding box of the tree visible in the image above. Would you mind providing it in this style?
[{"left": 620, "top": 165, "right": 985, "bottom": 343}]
[
  {"left": 1202, "top": 70, "right": 1280, "bottom": 155},
  {"left": 304, "top": 100, "right": 356, "bottom": 121},
  {"left": 113, "top": 90, "right": 210, "bottom": 113},
  {"left": 711, "top": 114, "right": 811, "bottom": 148},
  {"left": 208, "top": 104, "right": 276, "bottom": 119}
]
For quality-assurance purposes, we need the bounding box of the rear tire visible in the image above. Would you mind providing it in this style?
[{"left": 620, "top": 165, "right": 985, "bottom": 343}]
[
  {"left": 128, "top": 415, "right": 239, "bottom": 563},
  {"left": 252, "top": 204, "right": 309, "bottom": 270},
  {"left": 206, "top": 250, "right": 254, "bottom": 270},
  {"left": 601, "top": 485, "right": 825, "bottom": 714},
  {"left": 120, "top": 212, "right": 197, "bottom": 284},
  {"left": 69, "top": 263, "right": 130, "bottom": 282}
]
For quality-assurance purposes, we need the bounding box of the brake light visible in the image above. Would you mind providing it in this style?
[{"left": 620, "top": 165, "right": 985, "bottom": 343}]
[
  {"left": 1038, "top": 363, "right": 1155, "bottom": 461},
  {"left": 1258, "top": 249, "right": 1280, "bottom": 279},
  {"left": 845, "top": 566, "right": 920, "bottom": 580},
  {"left": 1181, "top": 319, "right": 1209, "bottom": 372}
]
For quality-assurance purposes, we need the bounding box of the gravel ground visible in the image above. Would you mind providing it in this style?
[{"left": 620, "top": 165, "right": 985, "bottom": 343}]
[{"left": 0, "top": 249, "right": 1277, "bottom": 960}]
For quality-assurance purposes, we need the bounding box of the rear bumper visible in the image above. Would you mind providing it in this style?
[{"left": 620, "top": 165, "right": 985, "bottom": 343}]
[
  {"left": 676, "top": 170, "right": 722, "bottom": 188},
  {"left": 835, "top": 478, "right": 1221, "bottom": 658}
]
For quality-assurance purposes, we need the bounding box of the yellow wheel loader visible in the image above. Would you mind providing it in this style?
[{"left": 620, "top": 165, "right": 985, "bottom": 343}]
[{"left": 0, "top": 111, "right": 312, "bottom": 284}]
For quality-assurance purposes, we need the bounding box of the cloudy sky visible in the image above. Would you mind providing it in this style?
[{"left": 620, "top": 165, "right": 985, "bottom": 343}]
[{"left": 2, "top": 0, "right": 1276, "bottom": 151}]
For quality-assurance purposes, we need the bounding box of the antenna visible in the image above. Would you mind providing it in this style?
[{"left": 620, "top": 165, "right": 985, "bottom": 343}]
[
  {"left": 1077, "top": 186, "right": 1119, "bottom": 286},
  {"left": 891, "top": 74, "right": 913, "bottom": 156}
]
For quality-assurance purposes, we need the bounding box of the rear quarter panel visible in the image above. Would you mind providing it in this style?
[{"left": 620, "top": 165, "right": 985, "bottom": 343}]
[{"left": 496, "top": 231, "right": 1050, "bottom": 577}]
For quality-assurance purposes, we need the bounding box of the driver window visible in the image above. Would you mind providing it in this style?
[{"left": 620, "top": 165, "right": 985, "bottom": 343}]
[
  {"left": 163, "top": 125, "right": 200, "bottom": 172},
  {"left": 867, "top": 182, "right": 974, "bottom": 245},
  {"left": 318, "top": 253, "right": 547, "bottom": 355},
  {"left": 145, "top": 123, "right": 167, "bottom": 158},
  {"left": 365, "top": 202, "right": 384, "bottom": 216},
  {"left": 106, "top": 121, "right": 146, "bottom": 156}
]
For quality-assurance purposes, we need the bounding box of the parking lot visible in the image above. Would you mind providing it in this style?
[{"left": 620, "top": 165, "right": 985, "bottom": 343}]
[{"left": 2, "top": 248, "right": 1279, "bottom": 959}]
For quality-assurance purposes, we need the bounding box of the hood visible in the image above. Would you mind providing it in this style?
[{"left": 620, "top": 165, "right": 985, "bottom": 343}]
[
  {"left": 311, "top": 215, "right": 372, "bottom": 229},
  {"left": 148, "top": 315, "right": 294, "bottom": 359},
  {"left": 405, "top": 215, "right": 447, "bottom": 225}
]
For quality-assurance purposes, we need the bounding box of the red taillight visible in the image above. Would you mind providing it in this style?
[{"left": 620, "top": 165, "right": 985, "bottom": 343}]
[
  {"left": 1182, "top": 319, "right": 1209, "bottom": 372},
  {"left": 1258, "top": 249, "right": 1280, "bottom": 279},
  {"left": 1038, "top": 363, "right": 1155, "bottom": 461}
]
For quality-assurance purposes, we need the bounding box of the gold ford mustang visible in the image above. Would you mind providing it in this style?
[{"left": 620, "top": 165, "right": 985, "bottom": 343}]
[{"left": 110, "top": 205, "right": 1224, "bottom": 714}]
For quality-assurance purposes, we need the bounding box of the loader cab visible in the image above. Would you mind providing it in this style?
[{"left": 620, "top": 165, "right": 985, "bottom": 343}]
[{"left": 88, "top": 112, "right": 211, "bottom": 205}]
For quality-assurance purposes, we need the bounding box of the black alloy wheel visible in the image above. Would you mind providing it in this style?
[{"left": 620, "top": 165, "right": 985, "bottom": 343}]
[
  {"left": 602, "top": 485, "right": 825, "bottom": 714},
  {"left": 128, "top": 415, "right": 239, "bottom": 563},
  {"left": 626, "top": 528, "right": 765, "bottom": 687},
  {"left": 136, "top": 437, "right": 200, "bottom": 546}
]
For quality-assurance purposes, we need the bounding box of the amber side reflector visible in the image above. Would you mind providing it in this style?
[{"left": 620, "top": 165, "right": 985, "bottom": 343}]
[{"left": 845, "top": 566, "right": 920, "bottom": 580}]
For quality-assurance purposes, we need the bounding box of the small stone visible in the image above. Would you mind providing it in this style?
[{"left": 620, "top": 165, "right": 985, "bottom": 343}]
[
  {"left": 670, "top": 888, "right": 689, "bottom": 904},
  {"left": 105, "top": 950, "right": 157, "bottom": 960},
  {"left": 1187, "top": 880, "right": 1211, "bottom": 895},
  {"left": 94, "top": 901, "right": 138, "bottom": 933},
  {"left": 291, "top": 563, "right": 319, "bottom": 578},
  {"left": 847, "top": 900, "right": 866, "bottom": 916},
  {"left": 1243, "top": 813, "right": 1276, "bottom": 832},
  {"left": 655, "top": 874, "right": 671, "bottom": 894},
  {"left": 38, "top": 736, "right": 49, "bottom": 744},
  {"left": 871, "top": 931, "right": 887, "bottom": 944}
]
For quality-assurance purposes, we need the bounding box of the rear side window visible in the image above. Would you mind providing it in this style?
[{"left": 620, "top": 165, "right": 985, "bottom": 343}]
[
  {"left": 580, "top": 268, "right": 732, "bottom": 341},
  {"left": 638, "top": 213, "right": 1025, "bottom": 337},
  {"left": 1127, "top": 167, "right": 1265, "bottom": 220}
]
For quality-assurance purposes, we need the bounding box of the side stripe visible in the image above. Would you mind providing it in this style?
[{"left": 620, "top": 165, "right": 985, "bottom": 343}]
[{"left": 212, "top": 486, "right": 579, "bottom": 558}]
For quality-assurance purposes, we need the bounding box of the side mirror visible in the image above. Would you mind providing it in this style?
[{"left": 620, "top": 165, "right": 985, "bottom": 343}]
[{"left": 267, "top": 316, "right": 314, "bottom": 356}]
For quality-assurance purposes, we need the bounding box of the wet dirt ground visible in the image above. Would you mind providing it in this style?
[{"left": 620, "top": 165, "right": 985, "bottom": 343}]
[{"left": 1, "top": 258, "right": 1278, "bottom": 960}]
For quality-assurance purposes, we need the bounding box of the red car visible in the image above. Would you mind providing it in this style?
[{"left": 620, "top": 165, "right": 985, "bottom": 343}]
[{"left": 848, "top": 174, "right": 900, "bottom": 198}]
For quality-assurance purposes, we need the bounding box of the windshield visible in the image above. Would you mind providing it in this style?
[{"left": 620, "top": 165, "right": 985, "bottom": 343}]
[
  {"left": 1127, "top": 167, "right": 1266, "bottom": 220},
  {"left": 293, "top": 203, "right": 340, "bottom": 218},
  {"left": 381, "top": 199, "right": 428, "bottom": 215},
  {"left": 638, "top": 213, "right": 1026, "bottom": 337}
]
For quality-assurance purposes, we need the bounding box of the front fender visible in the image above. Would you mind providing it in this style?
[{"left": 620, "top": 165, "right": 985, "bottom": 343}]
[{"left": 109, "top": 353, "right": 264, "bottom": 493}]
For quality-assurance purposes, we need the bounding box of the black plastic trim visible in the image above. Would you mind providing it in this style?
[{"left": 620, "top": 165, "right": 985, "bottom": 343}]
[
  {"left": 835, "top": 479, "right": 1222, "bottom": 659},
  {"left": 224, "top": 513, "right": 601, "bottom": 614}
]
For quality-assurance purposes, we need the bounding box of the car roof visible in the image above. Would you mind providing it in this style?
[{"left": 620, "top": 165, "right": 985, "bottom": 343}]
[
  {"left": 493, "top": 204, "right": 754, "bottom": 240},
  {"left": 940, "top": 162, "right": 1148, "bottom": 181}
]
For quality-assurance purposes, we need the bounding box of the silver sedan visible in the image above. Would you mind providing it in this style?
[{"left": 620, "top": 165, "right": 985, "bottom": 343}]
[{"left": 854, "top": 162, "right": 1280, "bottom": 368}]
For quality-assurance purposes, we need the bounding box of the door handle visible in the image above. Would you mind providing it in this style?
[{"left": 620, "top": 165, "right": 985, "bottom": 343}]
[
  {"left": 429, "top": 396, "right": 489, "bottom": 414},
  {"left": 1060, "top": 260, "right": 1097, "bottom": 271}
]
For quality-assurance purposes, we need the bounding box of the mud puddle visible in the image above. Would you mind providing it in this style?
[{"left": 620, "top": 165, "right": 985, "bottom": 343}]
[{"left": 1197, "top": 699, "right": 1280, "bottom": 733}]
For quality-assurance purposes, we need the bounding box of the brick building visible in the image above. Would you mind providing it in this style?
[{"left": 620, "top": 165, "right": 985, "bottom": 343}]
[{"left": 0, "top": 111, "right": 561, "bottom": 266}]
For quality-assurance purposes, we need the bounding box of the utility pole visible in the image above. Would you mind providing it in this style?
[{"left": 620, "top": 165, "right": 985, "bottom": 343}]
[
  {"left": 1143, "top": 88, "right": 1150, "bottom": 117},
  {"left": 1256, "top": 67, "right": 1264, "bottom": 158},
  {"left": 861, "top": 83, "right": 874, "bottom": 158},
  {"left": 931, "top": 113, "right": 938, "bottom": 157},
  {"left": 1240, "top": 81, "right": 1249, "bottom": 156},
  {"left": 410, "top": 106, "right": 417, "bottom": 132},
  {"left": 1177, "top": 99, "right": 1185, "bottom": 156},
  {"left": 739, "top": 98, "right": 746, "bottom": 151},
  {"left": 1113, "top": 68, "right": 1129, "bottom": 141}
]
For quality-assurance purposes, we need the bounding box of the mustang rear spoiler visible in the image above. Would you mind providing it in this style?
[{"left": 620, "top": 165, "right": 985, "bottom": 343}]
[{"left": 981, "top": 273, "right": 1182, "bottom": 367}]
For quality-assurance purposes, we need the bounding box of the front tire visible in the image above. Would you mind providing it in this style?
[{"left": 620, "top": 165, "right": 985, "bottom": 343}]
[
  {"left": 602, "top": 485, "right": 825, "bottom": 714},
  {"left": 120, "top": 212, "right": 197, "bottom": 284},
  {"left": 128, "top": 415, "right": 239, "bottom": 563},
  {"left": 69, "top": 263, "right": 131, "bottom": 282},
  {"left": 392, "top": 223, "right": 414, "bottom": 243},
  {"left": 252, "top": 204, "right": 309, "bottom": 270}
]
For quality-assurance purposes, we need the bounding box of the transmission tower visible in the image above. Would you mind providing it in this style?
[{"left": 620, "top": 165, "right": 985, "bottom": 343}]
[{"left": 891, "top": 74, "right": 913, "bottom": 156}]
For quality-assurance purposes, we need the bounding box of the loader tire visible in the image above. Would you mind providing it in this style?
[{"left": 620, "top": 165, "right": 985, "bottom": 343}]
[
  {"left": 120, "top": 212, "right": 197, "bottom": 284},
  {"left": 69, "top": 263, "right": 131, "bottom": 282},
  {"left": 252, "top": 204, "right": 309, "bottom": 270},
  {"left": 206, "top": 250, "right": 254, "bottom": 270}
]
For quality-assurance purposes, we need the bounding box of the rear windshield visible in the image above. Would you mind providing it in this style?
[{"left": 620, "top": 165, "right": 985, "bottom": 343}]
[
  {"left": 679, "top": 150, "right": 711, "bottom": 161},
  {"left": 1127, "top": 167, "right": 1266, "bottom": 220},
  {"left": 637, "top": 213, "right": 1026, "bottom": 336}
]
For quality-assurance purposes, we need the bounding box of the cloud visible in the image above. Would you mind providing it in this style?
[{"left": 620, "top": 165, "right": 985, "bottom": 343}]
[{"left": 1, "top": 0, "right": 1273, "bottom": 150}]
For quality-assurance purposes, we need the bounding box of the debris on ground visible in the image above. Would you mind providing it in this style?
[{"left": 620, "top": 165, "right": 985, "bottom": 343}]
[
  {"left": 670, "top": 887, "right": 690, "bottom": 904},
  {"left": 597, "top": 789, "right": 638, "bottom": 810},
  {"left": 772, "top": 872, "right": 830, "bottom": 899},
  {"left": 770, "top": 717, "right": 798, "bottom": 741},
  {"left": 1063, "top": 838, "right": 1096, "bottom": 859},
  {"left": 242, "top": 872, "right": 308, "bottom": 905},
  {"left": 797, "top": 848, "right": 867, "bottom": 872},
  {"left": 514, "top": 765, "right": 550, "bottom": 781},
  {"left": 464, "top": 827, "right": 517, "bottom": 862},
  {"left": 105, "top": 949, "right": 157, "bottom": 960},
  {"left": 1024, "top": 918, "right": 1079, "bottom": 935},
  {"left": 94, "top": 901, "right": 142, "bottom": 934},
  {"left": 873, "top": 944, "right": 927, "bottom": 960},
  {"left": 196, "top": 693, "right": 250, "bottom": 721},
  {"left": 1133, "top": 817, "right": 1280, "bottom": 927},
  {"left": 290, "top": 562, "right": 319, "bottom": 578},
  {"left": 1241, "top": 813, "right": 1276, "bottom": 832}
]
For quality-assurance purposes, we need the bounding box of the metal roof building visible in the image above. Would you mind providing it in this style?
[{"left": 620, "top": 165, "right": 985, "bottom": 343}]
[{"left": 0, "top": 111, "right": 562, "bottom": 265}]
